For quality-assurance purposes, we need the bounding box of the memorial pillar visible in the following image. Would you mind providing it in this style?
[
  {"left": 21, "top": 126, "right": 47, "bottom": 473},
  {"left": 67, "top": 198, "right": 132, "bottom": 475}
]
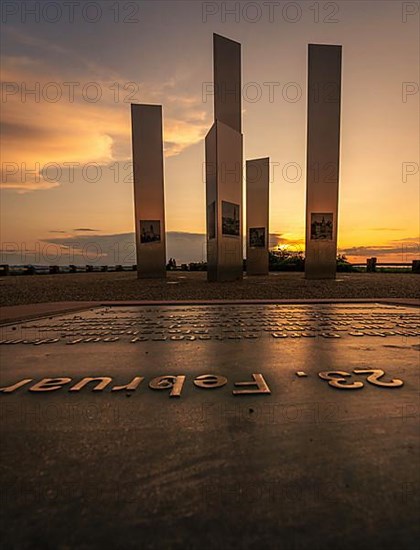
[
  {"left": 305, "top": 44, "right": 342, "bottom": 279},
  {"left": 246, "top": 157, "right": 269, "bottom": 276},
  {"left": 205, "top": 34, "right": 243, "bottom": 282},
  {"left": 131, "top": 104, "right": 166, "bottom": 279}
]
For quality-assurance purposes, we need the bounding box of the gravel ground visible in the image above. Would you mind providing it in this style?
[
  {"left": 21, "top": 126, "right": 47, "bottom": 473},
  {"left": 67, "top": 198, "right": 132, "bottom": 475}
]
[{"left": 0, "top": 271, "right": 419, "bottom": 306}]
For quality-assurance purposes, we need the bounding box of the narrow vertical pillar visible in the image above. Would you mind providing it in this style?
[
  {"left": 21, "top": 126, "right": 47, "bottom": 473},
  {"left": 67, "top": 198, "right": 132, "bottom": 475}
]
[
  {"left": 305, "top": 44, "right": 342, "bottom": 279},
  {"left": 246, "top": 157, "right": 269, "bottom": 276},
  {"left": 205, "top": 34, "right": 243, "bottom": 282},
  {"left": 131, "top": 104, "right": 166, "bottom": 279}
]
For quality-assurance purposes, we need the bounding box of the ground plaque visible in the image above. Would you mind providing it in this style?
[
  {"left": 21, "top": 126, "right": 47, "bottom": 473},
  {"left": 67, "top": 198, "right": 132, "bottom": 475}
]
[{"left": 1, "top": 303, "right": 419, "bottom": 548}]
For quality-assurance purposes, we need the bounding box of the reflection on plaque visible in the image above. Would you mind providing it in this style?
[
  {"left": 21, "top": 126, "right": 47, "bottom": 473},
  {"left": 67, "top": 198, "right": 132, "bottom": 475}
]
[
  {"left": 208, "top": 201, "right": 216, "bottom": 239},
  {"left": 249, "top": 227, "right": 265, "bottom": 248},
  {"left": 310, "top": 213, "right": 333, "bottom": 241},
  {"left": 140, "top": 220, "right": 161, "bottom": 244},
  {"left": 222, "top": 201, "right": 240, "bottom": 236}
]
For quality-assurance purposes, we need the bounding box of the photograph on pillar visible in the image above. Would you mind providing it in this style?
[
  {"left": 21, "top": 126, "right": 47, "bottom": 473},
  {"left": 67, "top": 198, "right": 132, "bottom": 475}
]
[
  {"left": 207, "top": 201, "right": 216, "bottom": 239},
  {"left": 249, "top": 228, "right": 266, "bottom": 248},
  {"left": 221, "top": 201, "right": 240, "bottom": 236},
  {"left": 0, "top": 1, "right": 419, "bottom": 550},
  {"left": 310, "top": 213, "right": 333, "bottom": 241},
  {"left": 140, "top": 220, "right": 161, "bottom": 243}
]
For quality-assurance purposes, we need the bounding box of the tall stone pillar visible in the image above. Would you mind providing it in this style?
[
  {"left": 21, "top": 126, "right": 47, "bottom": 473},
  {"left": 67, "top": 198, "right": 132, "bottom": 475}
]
[
  {"left": 205, "top": 34, "right": 243, "bottom": 282},
  {"left": 305, "top": 44, "right": 342, "bottom": 279},
  {"left": 131, "top": 104, "right": 166, "bottom": 278},
  {"left": 246, "top": 157, "right": 269, "bottom": 276}
]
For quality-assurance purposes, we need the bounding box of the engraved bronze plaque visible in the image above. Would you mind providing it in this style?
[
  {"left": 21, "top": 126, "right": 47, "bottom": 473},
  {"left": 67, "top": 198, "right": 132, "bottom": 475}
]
[{"left": 1, "top": 299, "right": 418, "bottom": 548}]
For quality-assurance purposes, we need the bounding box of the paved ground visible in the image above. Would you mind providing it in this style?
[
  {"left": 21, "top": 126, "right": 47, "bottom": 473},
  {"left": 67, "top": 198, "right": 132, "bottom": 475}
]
[
  {"left": 1, "top": 271, "right": 419, "bottom": 307},
  {"left": 1, "top": 303, "right": 419, "bottom": 549}
]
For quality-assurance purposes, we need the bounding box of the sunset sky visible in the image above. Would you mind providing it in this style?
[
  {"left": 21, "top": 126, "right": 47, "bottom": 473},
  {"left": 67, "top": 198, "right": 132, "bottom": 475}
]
[{"left": 1, "top": 0, "right": 419, "bottom": 264}]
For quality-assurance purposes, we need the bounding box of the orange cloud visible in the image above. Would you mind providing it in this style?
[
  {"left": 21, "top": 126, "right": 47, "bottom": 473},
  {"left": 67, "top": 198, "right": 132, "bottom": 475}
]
[{"left": 1, "top": 54, "right": 211, "bottom": 192}]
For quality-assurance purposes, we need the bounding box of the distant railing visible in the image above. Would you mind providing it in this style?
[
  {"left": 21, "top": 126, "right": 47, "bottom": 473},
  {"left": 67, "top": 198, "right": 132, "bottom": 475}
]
[
  {"left": 0, "top": 264, "right": 137, "bottom": 276},
  {"left": 355, "top": 258, "right": 420, "bottom": 273},
  {"left": 0, "top": 259, "right": 419, "bottom": 276},
  {"left": 350, "top": 262, "right": 412, "bottom": 267}
]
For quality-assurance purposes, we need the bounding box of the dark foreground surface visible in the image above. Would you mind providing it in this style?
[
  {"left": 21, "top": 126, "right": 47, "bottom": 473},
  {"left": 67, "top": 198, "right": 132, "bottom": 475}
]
[
  {"left": 1, "top": 271, "right": 419, "bottom": 306},
  {"left": 1, "top": 303, "right": 419, "bottom": 549}
]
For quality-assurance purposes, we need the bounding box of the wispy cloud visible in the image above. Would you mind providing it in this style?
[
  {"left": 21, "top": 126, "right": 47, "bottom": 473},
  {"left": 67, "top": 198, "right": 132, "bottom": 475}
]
[
  {"left": 339, "top": 240, "right": 419, "bottom": 262},
  {"left": 369, "top": 228, "right": 404, "bottom": 232}
]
